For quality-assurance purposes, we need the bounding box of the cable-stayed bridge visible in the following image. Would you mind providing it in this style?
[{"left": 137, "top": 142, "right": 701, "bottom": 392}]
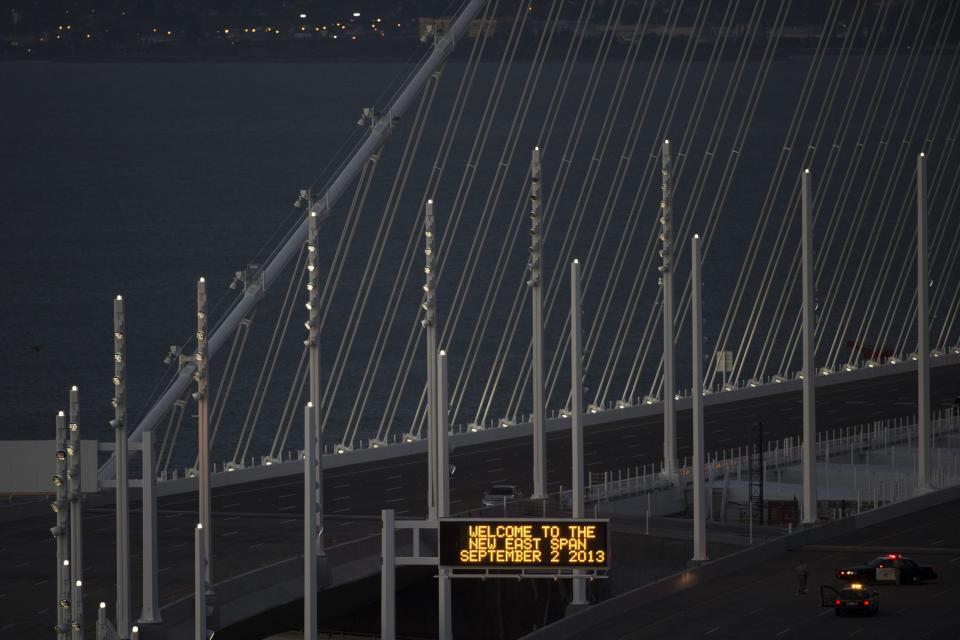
[{"left": 6, "top": 0, "right": 960, "bottom": 638}]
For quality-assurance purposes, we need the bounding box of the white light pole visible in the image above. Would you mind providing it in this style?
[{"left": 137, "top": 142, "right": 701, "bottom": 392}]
[
  {"left": 660, "top": 139, "right": 677, "bottom": 476},
  {"left": 529, "top": 146, "right": 547, "bottom": 499},
  {"left": 194, "top": 523, "right": 206, "bottom": 640},
  {"left": 111, "top": 295, "right": 131, "bottom": 637},
  {"left": 916, "top": 152, "right": 931, "bottom": 490},
  {"left": 306, "top": 205, "right": 325, "bottom": 556},
  {"left": 437, "top": 350, "right": 451, "bottom": 640},
  {"left": 54, "top": 410, "right": 69, "bottom": 638},
  {"left": 570, "top": 259, "right": 587, "bottom": 606},
  {"left": 424, "top": 200, "right": 439, "bottom": 520},
  {"left": 691, "top": 235, "right": 707, "bottom": 563},
  {"left": 195, "top": 278, "right": 212, "bottom": 584},
  {"left": 139, "top": 429, "right": 161, "bottom": 624},
  {"left": 304, "top": 401, "right": 317, "bottom": 640},
  {"left": 801, "top": 170, "right": 817, "bottom": 524},
  {"left": 68, "top": 386, "right": 84, "bottom": 639}
]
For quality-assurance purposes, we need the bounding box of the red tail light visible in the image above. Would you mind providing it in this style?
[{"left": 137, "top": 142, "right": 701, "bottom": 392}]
[
  {"left": 835, "top": 599, "right": 841, "bottom": 606},
  {"left": 863, "top": 600, "right": 870, "bottom": 606}
]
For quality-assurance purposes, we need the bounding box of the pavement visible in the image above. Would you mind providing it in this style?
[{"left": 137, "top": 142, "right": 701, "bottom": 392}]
[
  {"left": 580, "top": 498, "right": 960, "bottom": 640},
  {"left": 1, "top": 363, "right": 958, "bottom": 637}
]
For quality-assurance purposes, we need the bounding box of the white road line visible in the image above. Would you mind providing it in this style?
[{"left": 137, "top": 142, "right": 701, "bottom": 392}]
[
  {"left": 279, "top": 493, "right": 297, "bottom": 499},
  {"left": 224, "top": 516, "right": 240, "bottom": 521},
  {"left": 776, "top": 629, "right": 790, "bottom": 637},
  {"left": 332, "top": 495, "right": 350, "bottom": 502},
  {"left": 706, "top": 626, "right": 720, "bottom": 635},
  {"left": 36, "top": 608, "right": 49, "bottom": 615},
  {"left": 331, "top": 507, "right": 351, "bottom": 513},
  {"left": 949, "top": 555, "right": 960, "bottom": 563},
  {"left": 1, "top": 623, "right": 14, "bottom": 629},
  {"left": 717, "top": 438, "right": 732, "bottom": 443},
  {"left": 894, "top": 608, "right": 906, "bottom": 615},
  {"left": 15, "top": 562, "right": 28, "bottom": 568},
  {"left": 487, "top": 457, "right": 502, "bottom": 462},
  {"left": 932, "top": 589, "right": 948, "bottom": 598},
  {"left": 93, "top": 526, "right": 112, "bottom": 533},
  {"left": 819, "top": 610, "right": 832, "bottom": 616},
  {"left": 222, "top": 531, "right": 238, "bottom": 537},
  {"left": 627, "top": 443, "right": 645, "bottom": 449},
  {"left": 277, "top": 504, "right": 297, "bottom": 510},
  {"left": 333, "top": 483, "right": 351, "bottom": 489},
  {"left": 387, "top": 475, "right": 402, "bottom": 480},
  {"left": 172, "top": 542, "right": 187, "bottom": 549},
  {"left": 849, "top": 630, "right": 862, "bottom": 637},
  {"left": 159, "top": 566, "right": 172, "bottom": 573},
  {"left": 223, "top": 502, "right": 241, "bottom": 508},
  {"left": 386, "top": 498, "right": 404, "bottom": 503},
  {"left": 489, "top": 467, "right": 505, "bottom": 472},
  {"left": 249, "top": 542, "right": 265, "bottom": 548},
  {"left": 33, "top": 580, "right": 47, "bottom": 586},
  {"left": 279, "top": 519, "right": 298, "bottom": 525},
  {"left": 930, "top": 539, "right": 944, "bottom": 545},
  {"left": 748, "top": 607, "right": 763, "bottom": 615},
  {"left": 386, "top": 486, "right": 403, "bottom": 491}
]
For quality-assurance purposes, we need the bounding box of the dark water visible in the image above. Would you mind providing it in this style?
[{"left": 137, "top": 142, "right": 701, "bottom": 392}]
[{"left": 1, "top": 55, "right": 957, "bottom": 471}]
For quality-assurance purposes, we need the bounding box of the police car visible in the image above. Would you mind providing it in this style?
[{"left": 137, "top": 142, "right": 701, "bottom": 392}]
[
  {"left": 835, "top": 553, "right": 938, "bottom": 585},
  {"left": 820, "top": 583, "right": 880, "bottom": 616}
]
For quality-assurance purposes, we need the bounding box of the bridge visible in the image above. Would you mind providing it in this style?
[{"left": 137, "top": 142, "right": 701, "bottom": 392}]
[{"left": 4, "top": 0, "right": 960, "bottom": 638}]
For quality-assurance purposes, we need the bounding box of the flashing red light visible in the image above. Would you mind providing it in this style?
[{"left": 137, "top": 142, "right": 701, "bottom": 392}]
[
  {"left": 835, "top": 599, "right": 841, "bottom": 606},
  {"left": 887, "top": 554, "right": 898, "bottom": 559},
  {"left": 863, "top": 600, "right": 870, "bottom": 606}
]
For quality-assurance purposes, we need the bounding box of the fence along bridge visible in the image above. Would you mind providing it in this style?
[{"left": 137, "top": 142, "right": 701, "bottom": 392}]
[{"left": 26, "top": 0, "right": 960, "bottom": 637}]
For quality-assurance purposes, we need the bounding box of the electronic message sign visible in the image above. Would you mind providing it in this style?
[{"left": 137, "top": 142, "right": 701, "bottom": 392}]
[{"left": 438, "top": 519, "right": 609, "bottom": 569}]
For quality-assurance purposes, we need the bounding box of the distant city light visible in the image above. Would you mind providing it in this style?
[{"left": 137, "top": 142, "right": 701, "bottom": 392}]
[
  {"left": 353, "top": 12, "right": 361, "bottom": 17},
  {"left": 300, "top": 13, "right": 307, "bottom": 19}
]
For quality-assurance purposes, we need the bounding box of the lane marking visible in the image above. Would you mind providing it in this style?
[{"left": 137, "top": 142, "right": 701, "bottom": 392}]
[
  {"left": 331, "top": 507, "right": 351, "bottom": 513},
  {"left": 706, "top": 626, "right": 720, "bottom": 635},
  {"left": 894, "top": 608, "right": 906, "bottom": 615},
  {"left": 748, "top": 608, "right": 763, "bottom": 615},
  {"left": 224, "top": 516, "right": 240, "bottom": 521},
  {"left": 930, "top": 539, "right": 944, "bottom": 545},
  {"left": 249, "top": 542, "right": 265, "bottom": 549},
  {"left": 36, "top": 608, "right": 49, "bottom": 615},
  {"left": 159, "top": 566, "right": 172, "bottom": 573},
  {"left": 488, "top": 467, "right": 505, "bottom": 473},
  {"left": 279, "top": 493, "right": 297, "bottom": 500},
  {"left": 387, "top": 475, "right": 402, "bottom": 480},
  {"left": 333, "top": 483, "right": 351, "bottom": 489},
  {"left": 819, "top": 610, "right": 832, "bottom": 616},
  {"left": 776, "top": 629, "right": 790, "bottom": 637},
  {"left": 1, "top": 623, "right": 14, "bottom": 629},
  {"left": 223, "top": 502, "right": 241, "bottom": 508},
  {"left": 487, "top": 457, "right": 502, "bottom": 462},
  {"left": 222, "top": 531, "right": 238, "bottom": 537},
  {"left": 277, "top": 504, "right": 297, "bottom": 510},
  {"left": 332, "top": 495, "right": 350, "bottom": 502},
  {"left": 949, "top": 556, "right": 960, "bottom": 563},
  {"left": 386, "top": 498, "right": 404, "bottom": 503},
  {"left": 14, "top": 562, "right": 28, "bottom": 568},
  {"left": 33, "top": 580, "right": 47, "bottom": 586},
  {"left": 932, "top": 589, "right": 948, "bottom": 598},
  {"left": 849, "top": 630, "right": 862, "bottom": 637},
  {"left": 279, "top": 519, "right": 298, "bottom": 525}
]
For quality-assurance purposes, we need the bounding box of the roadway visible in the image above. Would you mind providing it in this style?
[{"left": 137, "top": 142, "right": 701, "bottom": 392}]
[
  {"left": 579, "top": 497, "right": 960, "bottom": 639},
  {"left": 2, "top": 363, "right": 958, "bottom": 637}
]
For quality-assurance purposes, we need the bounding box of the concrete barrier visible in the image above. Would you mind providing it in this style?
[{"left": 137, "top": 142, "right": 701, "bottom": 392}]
[{"left": 522, "top": 482, "right": 960, "bottom": 640}]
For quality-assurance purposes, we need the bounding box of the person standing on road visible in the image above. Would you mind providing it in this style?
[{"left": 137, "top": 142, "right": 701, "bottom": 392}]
[
  {"left": 795, "top": 560, "right": 808, "bottom": 595},
  {"left": 893, "top": 556, "right": 904, "bottom": 585}
]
